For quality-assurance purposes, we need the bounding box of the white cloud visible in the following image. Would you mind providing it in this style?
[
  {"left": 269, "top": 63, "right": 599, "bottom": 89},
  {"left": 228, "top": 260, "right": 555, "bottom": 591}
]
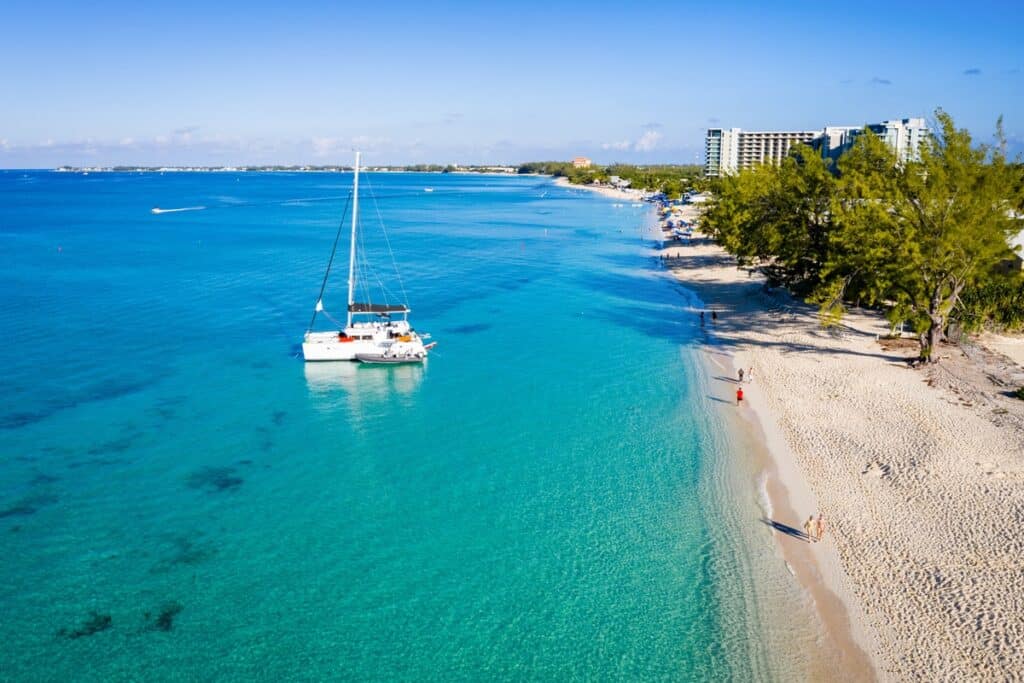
[
  {"left": 601, "top": 140, "right": 631, "bottom": 151},
  {"left": 634, "top": 130, "right": 662, "bottom": 152}
]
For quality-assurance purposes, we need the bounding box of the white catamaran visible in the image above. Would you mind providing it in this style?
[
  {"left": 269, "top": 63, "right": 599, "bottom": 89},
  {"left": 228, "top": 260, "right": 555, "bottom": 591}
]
[{"left": 302, "top": 152, "right": 432, "bottom": 363}]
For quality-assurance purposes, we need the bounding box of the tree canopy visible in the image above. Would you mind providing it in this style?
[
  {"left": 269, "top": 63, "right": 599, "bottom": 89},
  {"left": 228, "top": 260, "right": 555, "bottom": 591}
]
[
  {"left": 701, "top": 110, "right": 1024, "bottom": 362},
  {"left": 518, "top": 161, "right": 702, "bottom": 198}
]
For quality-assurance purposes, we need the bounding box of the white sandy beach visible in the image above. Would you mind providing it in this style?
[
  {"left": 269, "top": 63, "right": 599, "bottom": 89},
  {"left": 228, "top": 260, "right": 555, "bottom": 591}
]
[
  {"left": 662, "top": 217, "right": 1024, "bottom": 680},
  {"left": 553, "top": 176, "right": 641, "bottom": 201}
]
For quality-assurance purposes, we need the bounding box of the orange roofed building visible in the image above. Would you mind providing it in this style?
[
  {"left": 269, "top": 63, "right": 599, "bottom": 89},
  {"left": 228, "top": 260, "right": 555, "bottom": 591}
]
[{"left": 572, "top": 156, "right": 592, "bottom": 168}]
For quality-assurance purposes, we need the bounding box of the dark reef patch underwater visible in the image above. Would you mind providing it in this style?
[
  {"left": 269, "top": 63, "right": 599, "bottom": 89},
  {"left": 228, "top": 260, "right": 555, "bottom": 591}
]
[
  {"left": 58, "top": 611, "right": 112, "bottom": 640},
  {"left": 185, "top": 466, "right": 244, "bottom": 493},
  {"left": 147, "top": 602, "right": 184, "bottom": 632}
]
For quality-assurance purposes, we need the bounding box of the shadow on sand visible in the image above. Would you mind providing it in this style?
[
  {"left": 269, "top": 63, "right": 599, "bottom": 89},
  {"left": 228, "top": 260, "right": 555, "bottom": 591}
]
[
  {"left": 579, "top": 235, "right": 910, "bottom": 365},
  {"left": 760, "top": 517, "right": 810, "bottom": 542}
]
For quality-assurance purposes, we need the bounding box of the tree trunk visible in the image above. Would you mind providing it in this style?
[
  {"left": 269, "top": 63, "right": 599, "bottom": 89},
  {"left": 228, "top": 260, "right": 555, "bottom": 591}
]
[
  {"left": 919, "top": 279, "right": 965, "bottom": 363},
  {"left": 922, "top": 315, "right": 944, "bottom": 362},
  {"left": 920, "top": 288, "right": 947, "bottom": 363}
]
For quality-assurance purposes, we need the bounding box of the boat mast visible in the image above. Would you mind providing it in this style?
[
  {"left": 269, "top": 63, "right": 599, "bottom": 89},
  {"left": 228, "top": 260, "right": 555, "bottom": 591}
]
[{"left": 346, "top": 151, "right": 361, "bottom": 328}]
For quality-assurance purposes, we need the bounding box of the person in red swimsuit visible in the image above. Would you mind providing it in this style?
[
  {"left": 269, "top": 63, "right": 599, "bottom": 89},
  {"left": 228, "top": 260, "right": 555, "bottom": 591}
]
[{"left": 736, "top": 387, "right": 744, "bottom": 405}]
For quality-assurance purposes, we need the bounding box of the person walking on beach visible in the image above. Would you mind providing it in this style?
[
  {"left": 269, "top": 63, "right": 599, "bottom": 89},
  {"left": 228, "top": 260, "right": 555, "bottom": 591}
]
[
  {"left": 747, "top": 367, "right": 753, "bottom": 383},
  {"left": 803, "top": 516, "right": 815, "bottom": 543},
  {"left": 816, "top": 515, "right": 826, "bottom": 542},
  {"left": 738, "top": 368, "right": 745, "bottom": 383},
  {"left": 736, "top": 386, "right": 744, "bottom": 405}
]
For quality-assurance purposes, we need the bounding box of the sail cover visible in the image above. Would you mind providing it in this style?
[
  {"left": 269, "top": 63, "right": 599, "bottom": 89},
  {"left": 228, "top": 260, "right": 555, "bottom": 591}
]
[{"left": 348, "top": 303, "right": 409, "bottom": 313}]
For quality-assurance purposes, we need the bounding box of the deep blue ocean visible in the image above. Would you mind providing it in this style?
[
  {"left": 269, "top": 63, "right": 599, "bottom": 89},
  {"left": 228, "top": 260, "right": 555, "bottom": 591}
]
[{"left": 0, "top": 170, "right": 810, "bottom": 680}]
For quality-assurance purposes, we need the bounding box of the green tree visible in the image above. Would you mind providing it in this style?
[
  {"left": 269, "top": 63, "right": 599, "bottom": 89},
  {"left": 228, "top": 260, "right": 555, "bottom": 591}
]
[
  {"left": 701, "top": 146, "right": 837, "bottom": 294},
  {"left": 826, "top": 110, "right": 1022, "bottom": 361}
]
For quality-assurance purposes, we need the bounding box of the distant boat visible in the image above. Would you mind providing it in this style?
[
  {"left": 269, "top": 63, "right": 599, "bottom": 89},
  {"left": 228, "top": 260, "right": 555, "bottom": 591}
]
[
  {"left": 302, "top": 152, "right": 432, "bottom": 362},
  {"left": 151, "top": 206, "right": 205, "bottom": 214},
  {"left": 424, "top": 187, "right": 434, "bottom": 192}
]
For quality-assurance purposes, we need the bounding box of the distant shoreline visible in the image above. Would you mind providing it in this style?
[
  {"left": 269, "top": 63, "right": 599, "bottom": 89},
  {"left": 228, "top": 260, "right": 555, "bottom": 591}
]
[
  {"left": 551, "top": 176, "right": 644, "bottom": 201},
  {"left": 46, "top": 166, "right": 522, "bottom": 174}
]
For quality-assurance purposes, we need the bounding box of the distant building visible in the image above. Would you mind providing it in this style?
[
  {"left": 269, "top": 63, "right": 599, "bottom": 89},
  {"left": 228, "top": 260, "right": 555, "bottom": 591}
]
[
  {"left": 705, "top": 117, "right": 930, "bottom": 176},
  {"left": 1000, "top": 224, "right": 1024, "bottom": 273},
  {"left": 818, "top": 118, "right": 930, "bottom": 164},
  {"left": 609, "top": 175, "right": 631, "bottom": 188},
  {"left": 818, "top": 126, "right": 864, "bottom": 163},
  {"left": 868, "top": 118, "right": 930, "bottom": 164},
  {"left": 705, "top": 128, "right": 817, "bottom": 176},
  {"left": 704, "top": 128, "right": 735, "bottom": 178},
  {"left": 573, "top": 156, "right": 592, "bottom": 168},
  {"left": 736, "top": 130, "right": 820, "bottom": 170}
]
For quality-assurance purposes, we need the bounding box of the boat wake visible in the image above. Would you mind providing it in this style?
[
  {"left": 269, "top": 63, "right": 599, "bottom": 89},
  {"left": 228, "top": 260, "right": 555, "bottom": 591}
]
[{"left": 151, "top": 206, "right": 206, "bottom": 214}]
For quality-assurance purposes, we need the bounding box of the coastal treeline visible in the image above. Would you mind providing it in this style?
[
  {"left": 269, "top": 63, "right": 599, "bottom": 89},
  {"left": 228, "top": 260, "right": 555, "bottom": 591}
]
[
  {"left": 701, "top": 110, "right": 1024, "bottom": 362},
  {"left": 518, "top": 161, "right": 703, "bottom": 198}
]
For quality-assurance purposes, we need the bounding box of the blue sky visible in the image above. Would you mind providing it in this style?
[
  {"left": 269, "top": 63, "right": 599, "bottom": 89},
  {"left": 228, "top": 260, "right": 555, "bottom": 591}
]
[{"left": 2, "top": 0, "right": 1023, "bottom": 166}]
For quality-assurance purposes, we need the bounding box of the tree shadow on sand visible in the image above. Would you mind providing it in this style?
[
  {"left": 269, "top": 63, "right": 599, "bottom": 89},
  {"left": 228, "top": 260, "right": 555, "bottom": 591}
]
[{"left": 579, "top": 249, "right": 910, "bottom": 364}]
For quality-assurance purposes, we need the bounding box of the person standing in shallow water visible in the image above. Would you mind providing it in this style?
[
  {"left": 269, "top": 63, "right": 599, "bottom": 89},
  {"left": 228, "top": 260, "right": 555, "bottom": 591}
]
[
  {"left": 738, "top": 368, "right": 745, "bottom": 383},
  {"left": 736, "top": 386, "right": 744, "bottom": 405},
  {"left": 711, "top": 310, "right": 718, "bottom": 322},
  {"left": 816, "top": 515, "right": 826, "bottom": 542},
  {"left": 803, "top": 516, "right": 815, "bottom": 543}
]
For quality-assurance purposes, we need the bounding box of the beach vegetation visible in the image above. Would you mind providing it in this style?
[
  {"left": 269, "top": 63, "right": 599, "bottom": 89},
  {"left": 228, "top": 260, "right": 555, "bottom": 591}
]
[
  {"left": 956, "top": 276, "right": 1024, "bottom": 332},
  {"left": 703, "top": 146, "right": 838, "bottom": 297},
  {"left": 702, "top": 109, "right": 1024, "bottom": 363},
  {"left": 518, "top": 161, "right": 702, "bottom": 197}
]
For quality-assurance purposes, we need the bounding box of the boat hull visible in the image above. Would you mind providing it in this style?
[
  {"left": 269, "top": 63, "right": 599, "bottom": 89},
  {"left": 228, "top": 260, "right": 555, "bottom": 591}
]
[
  {"left": 355, "top": 354, "right": 425, "bottom": 365},
  {"left": 302, "top": 335, "right": 383, "bottom": 361}
]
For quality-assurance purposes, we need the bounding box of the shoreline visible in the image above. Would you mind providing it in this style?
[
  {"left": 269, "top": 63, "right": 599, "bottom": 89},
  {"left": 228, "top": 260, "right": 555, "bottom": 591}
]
[
  {"left": 552, "top": 175, "right": 643, "bottom": 201},
  {"left": 680, "top": 262, "right": 879, "bottom": 680},
  {"left": 660, "top": 212, "right": 1024, "bottom": 679}
]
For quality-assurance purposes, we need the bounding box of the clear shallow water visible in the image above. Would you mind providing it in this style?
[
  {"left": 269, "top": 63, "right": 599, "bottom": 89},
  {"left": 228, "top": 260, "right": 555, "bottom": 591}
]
[{"left": 0, "top": 171, "right": 803, "bottom": 680}]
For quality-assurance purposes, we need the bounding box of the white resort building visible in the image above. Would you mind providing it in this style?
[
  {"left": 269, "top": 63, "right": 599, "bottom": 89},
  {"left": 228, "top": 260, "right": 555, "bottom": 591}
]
[
  {"left": 705, "top": 128, "right": 818, "bottom": 176},
  {"left": 705, "top": 117, "right": 930, "bottom": 176}
]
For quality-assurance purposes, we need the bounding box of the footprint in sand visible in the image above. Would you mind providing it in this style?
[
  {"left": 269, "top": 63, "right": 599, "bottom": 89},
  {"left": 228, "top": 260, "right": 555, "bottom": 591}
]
[{"left": 862, "top": 461, "right": 891, "bottom": 478}]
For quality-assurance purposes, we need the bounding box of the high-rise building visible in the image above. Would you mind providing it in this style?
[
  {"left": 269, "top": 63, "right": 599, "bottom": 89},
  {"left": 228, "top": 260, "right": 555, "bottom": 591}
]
[
  {"left": 704, "top": 128, "right": 738, "bottom": 177},
  {"left": 817, "top": 118, "right": 930, "bottom": 164},
  {"left": 705, "top": 128, "right": 817, "bottom": 176},
  {"left": 705, "top": 117, "right": 930, "bottom": 176},
  {"left": 819, "top": 126, "right": 863, "bottom": 163},
  {"left": 868, "top": 118, "right": 930, "bottom": 164},
  {"left": 735, "top": 130, "right": 820, "bottom": 170}
]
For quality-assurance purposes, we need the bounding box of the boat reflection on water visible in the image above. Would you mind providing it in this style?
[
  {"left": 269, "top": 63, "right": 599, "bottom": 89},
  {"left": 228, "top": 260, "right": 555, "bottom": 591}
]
[{"left": 303, "top": 361, "right": 425, "bottom": 409}]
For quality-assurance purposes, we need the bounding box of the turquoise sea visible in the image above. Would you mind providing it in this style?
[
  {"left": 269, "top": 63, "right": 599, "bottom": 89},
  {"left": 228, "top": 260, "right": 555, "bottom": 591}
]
[{"left": 0, "top": 171, "right": 814, "bottom": 680}]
